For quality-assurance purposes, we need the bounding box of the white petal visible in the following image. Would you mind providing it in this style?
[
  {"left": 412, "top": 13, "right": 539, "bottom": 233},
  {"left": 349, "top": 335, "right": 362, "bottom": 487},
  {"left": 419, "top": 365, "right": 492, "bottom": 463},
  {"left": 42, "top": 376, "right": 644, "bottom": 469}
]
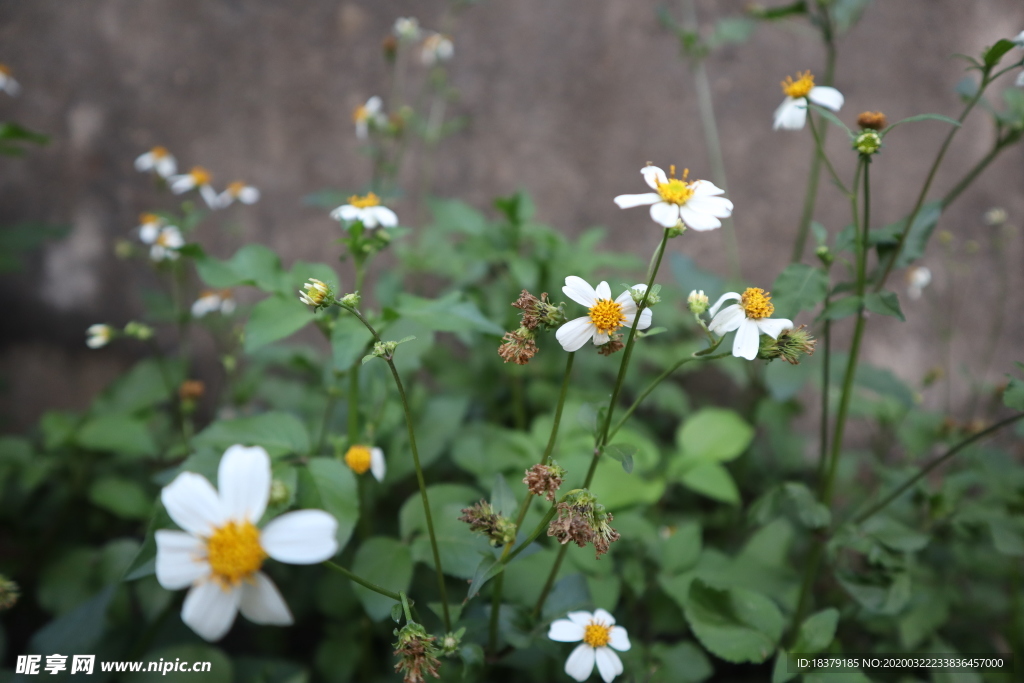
[
  {"left": 218, "top": 445, "right": 271, "bottom": 523},
  {"left": 637, "top": 308, "right": 653, "bottom": 330},
  {"left": 691, "top": 179, "right": 725, "bottom": 197},
  {"left": 261, "top": 510, "right": 339, "bottom": 564},
  {"left": 200, "top": 185, "right": 220, "bottom": 209},
  {"left": 608, "top": 626, "right": 631, "bottom": 651},
  {"left": 135, "top": 152, "right": 154, "bottom": 170},
  {"left": 708, "top": 292, "right": 741, "bottom": 318},
  {"left": 548, "top": 619, "right": 585, "bottom": 642},
  {"left": 366, "top": 96, "right": 382, "bottom": 113},
  {"left": 370, "top": 448, "right": 386, "bottom": 482},
  {"left": 686, "top": 195, "right": 733, "bottom": 218},
  {"left": 566, "top": 611, "right": 594, "bottom": 626},
  {"left": 155, "top": 530, "right": 209, "bottom": 590},
  {"left": 679, "top": 205, "right": 722, "bottom": 232},
  {"left": 592, "top": 331, "right": 610, "bottom": 346},
  {"left": 360, "top": 208, "right": 379, "bottom": 227},
  {"left": 595, "top": 647, "right": 623, "bottom": 683},
  {"left": 215, "top": 191, "right": 234, "bottom": 209},
  {"left": 332, "top": 205, "right": 359, "bottom": 221},
  {"left": 161, "top": 472, "right": 226, "bottom": 536},
  {"left": 565, "top": 644, "right": 596, "bottom": 682},
  {"left": 755, "top": 318, "right": 793, "bottom": 339},
  {"left": 808, "top": 86, "right": 844, "bottom": 111},
  {"left": 139, "top": 223, "right": 159, "bottom": 244},
  {"left": 181, "top": 581, "right": 241, "bottom": 642},
  {"left": 156, "top": 156, "right": 177, "bottom": 178},
  {"left": 592, "top": 608, "right": 616, "bottom": 625},
  {"left": 1017, "top": 71, "right": 1024, "bottom": 88},
  {"left": 239, "top": 186, "right": 260, "bottom": 204},
  {"left": 709, "top": 305, "right": 746, "bottom": 335},
  {"left": 563, "top": 276, "right": 598, "bottom": 308},
  {"left": 733, "top": 319, "right": 760, "bottom": 360},
  {"left": 371, "top": 206, "right": 399, "bottom": 227},
  {"left": 556, "top": 317, "right": 595, "bottom": 352},
  {"left": 649, "top": 202, "right": 680, "bottom": 227},
  {"left": 594, "top": 281, "right": 612, "bottom": 301},
  {"left": 239, "top": 572, "right": 294, "bottom": 625},
  {"left": 640, "top": 165, "right": 667, "bottom": 190},
  {"left": 613, "top": 192, "right": 660, "bottom": 209},
  {"left": 169, "top": 176, "right": 195, "bottom": 193},
  {"left": 773, "top": 98, "right": 807, "bottom": 130}
]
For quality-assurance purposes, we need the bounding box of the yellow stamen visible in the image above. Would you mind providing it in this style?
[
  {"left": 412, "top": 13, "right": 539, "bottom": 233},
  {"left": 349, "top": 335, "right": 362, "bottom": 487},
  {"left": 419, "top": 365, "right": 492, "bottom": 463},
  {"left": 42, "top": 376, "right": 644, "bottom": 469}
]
[
  {"left": 656, "top": 167, "right": 694, "bottom": 206},
  {"left": 227, "top": 181, "right": 246, "bottom": 196},
  {"left": 781, "top": 70, "right": 815, "bottom": 99},
  {"left": 206, "top": 520, "right": 266, "bottom": 588},
  {"left": 588, "top": 299, "right": 627, "bottom": 335},
  {"left": 353, "top": 105, "right": 369, "bottom": 123},
  {"left": 345, "top": 445, "right": 372, "bottom": 475},
  {"left": 151, "top": 146, "right": 169, "bottom": 159},
  {"left": 0, "top": 64, "right": 11, "bottom": 77},
  {"left": 190, "top": 166, "right": 212, "bottom": 186},
  {"left": 583, "top": 622, "right": 611, "bottom": 648},
  {"left": 741, "top": 287, "right": 774, "bottom": 319},
  {"left": 347, "top": 192, "right": 381, "bottom": 209},
  {"left": 139, "top": 212, "right": 160, "bottom": 225},
  {"left": 156, "top": 230, "right": 177, "bottom": 247}
]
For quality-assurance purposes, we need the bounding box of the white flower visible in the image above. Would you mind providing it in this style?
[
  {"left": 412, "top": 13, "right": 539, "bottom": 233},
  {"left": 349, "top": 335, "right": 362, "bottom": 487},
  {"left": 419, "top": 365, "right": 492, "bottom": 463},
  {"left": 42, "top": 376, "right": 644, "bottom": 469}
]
[
  {"left": 555, "top": 277, "right": 652, "bottom": 352},
  {"left": 330, "top": 192, "right": 398, "bottom": 228},
  {"left": 191, "top": 290, "right": 236, "bottom": 318},
  {"left": 344, "top": 445, "right": 386, "bottom": 482},
  {"left": 140, "top": 220, "right": 184, "bottom": 261},
  {"left": 86, "top": 324, "right": 113, "bottom": 349},
  {"left": 1016, "top": 70, "right": 1024, "bottom": 88},
  {"left": 548, "top": 609, "right": 631, "bottom": 683},
  {"left": 353, "top": 96, "right": 386, "bottom": 139},
  {"left": 155, "top": 445, "right": 339, "bottom": 642},
  {"left": 134, "top": 146, "right": 177, "bottom": 178},
  {"left": 905, "top": 265, "right": 932, "bottom": 300},
  {"left": 773, "top": 70, "right": 844, "bottom": 131},
  {"left": 421, "top": 33, "right": 454, "bottom": 66},
  {"left": 0, "top": 64, "right": 20, "bottom": 96},
  {"left": 169, "top": 166, "right": 219, "bottom": 209},
  {"left": 1012, "top": 30, "right": 1024, "bottom": 48},
  {"left": 613, "top": 165, "right": 733, "bottom": 230},
  {"left": 216, "top": 181, "right": 260, "bottom": 209},
  {"left": 708, "top": 288, "right": 793, "bottom": 361},
  {"left": 394, "top": 17, "right": 421, "bottom": 41}
]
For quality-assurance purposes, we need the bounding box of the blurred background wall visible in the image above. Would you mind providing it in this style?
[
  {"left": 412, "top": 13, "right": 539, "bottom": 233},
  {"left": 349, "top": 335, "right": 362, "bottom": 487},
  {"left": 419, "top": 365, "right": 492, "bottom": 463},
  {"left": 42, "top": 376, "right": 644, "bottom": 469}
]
[{"left": 1, "top": 0, "right": 1022, "bottom": 430}]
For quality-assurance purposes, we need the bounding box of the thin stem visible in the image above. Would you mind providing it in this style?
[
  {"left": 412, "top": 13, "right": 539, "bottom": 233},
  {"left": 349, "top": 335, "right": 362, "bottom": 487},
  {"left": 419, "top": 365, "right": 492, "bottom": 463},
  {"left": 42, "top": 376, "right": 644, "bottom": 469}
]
[
  {"left": 325, "top": 560, "right": 403, "bottom": 602},
  {"left": 317, "top": 390, "right": 337, "bottom": 456},
  {"left": 401, "top": 592, "right": 414, "bottom": 624},
  {"left": 347, "top": 365, "right": 360, "bottom": 445},
  {"left": 941, "top": 136, "right": 1011, "bottom": 209},
  {"left": 807, "top": 112, "right": 850, "bottom": 196},
  {"left": 532, "top": 546, "right": 569, "bottom": 620},
  {"left": 851, "top": 413, "right": 1024, "bottom": 525},
  {"left": 505, "top": 506, "right": 558, "bottom": 565},
  {"left": 815, "top": 296, "right": 832, "bottom": 483}
]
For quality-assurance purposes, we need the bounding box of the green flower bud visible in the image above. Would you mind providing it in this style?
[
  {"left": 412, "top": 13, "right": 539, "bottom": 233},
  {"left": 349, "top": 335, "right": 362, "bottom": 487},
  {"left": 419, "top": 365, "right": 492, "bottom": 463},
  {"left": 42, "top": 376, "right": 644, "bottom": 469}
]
[{"left": 853, "top": 130, "right": 882, "bottom": 156}]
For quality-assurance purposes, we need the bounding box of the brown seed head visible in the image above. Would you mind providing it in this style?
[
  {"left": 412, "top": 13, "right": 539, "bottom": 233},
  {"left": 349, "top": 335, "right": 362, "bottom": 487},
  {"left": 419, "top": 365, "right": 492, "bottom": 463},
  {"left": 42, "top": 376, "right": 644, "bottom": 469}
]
[{"left": 857, "top": 111, "right": 887, "bottom": 130}]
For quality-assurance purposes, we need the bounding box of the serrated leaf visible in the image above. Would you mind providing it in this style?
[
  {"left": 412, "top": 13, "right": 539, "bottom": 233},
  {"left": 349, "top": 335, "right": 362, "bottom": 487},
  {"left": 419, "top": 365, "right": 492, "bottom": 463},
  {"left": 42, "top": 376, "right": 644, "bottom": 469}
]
[
  {"left": 792, "top": 608, "right": 839, "bottom": 654},
  {"left": 683, "top": 580, "right": 782, "bottom": 664},
  {"left": 864, "top": 290, "right": 904, "bottom": 321}
]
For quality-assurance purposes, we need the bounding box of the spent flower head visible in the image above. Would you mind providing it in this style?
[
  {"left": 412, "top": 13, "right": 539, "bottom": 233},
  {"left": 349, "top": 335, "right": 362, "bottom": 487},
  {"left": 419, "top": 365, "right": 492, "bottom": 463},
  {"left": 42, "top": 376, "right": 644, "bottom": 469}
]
[
  {"left": 524, "top": 461, "right": 566, "bottom": 502},
  {"left": 393, "top": 622, "right": 441, "bottom": 683},
  {"left": 512, "top": 289, "right": 565, "bottom": 331},
  {"left": 614, "top": 164, "right": 733, "bottom": 230},
  {"left": 548, "top": 489, "right": 620, "bottom": 559},
  {"left": 757, "top": 324, "right": 816, "bottom": 365},
  {"left": 857, "top": 111, "right": 888, "bottom": 130},
  {"left": 774, "top": 70, "right": 844, "bottom": 130},
  {"left": 498, "top": 327, "right": 538, "bottom": 365},
  {"left": 458, "top": 500, "right": 517, "bottom": 547}
]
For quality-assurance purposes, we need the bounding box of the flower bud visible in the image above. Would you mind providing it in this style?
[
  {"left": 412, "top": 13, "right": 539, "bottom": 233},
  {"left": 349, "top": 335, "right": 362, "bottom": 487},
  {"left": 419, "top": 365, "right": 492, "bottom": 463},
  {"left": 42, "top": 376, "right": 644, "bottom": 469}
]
[
  {"left": 340, "top": 291, "right": 361, "bottom": 308},
  {"left": 439, "top": 627, "right": 465, "bottom": 656},
  {"left": 853, "top": 130, "right": 882, "bottom": 156},
  {"left": 123, "top": 321, "right": 154, "bottom": 340},
  {"left": 816, "top": 244, "right": 834, "bottom": 266},
  {"left": 268, "top": 479, "right": 291, "bottom": 506},
  {"left": 631, "top": 284, "right": 660, "bottom": 307},
  {"left": 687, "top": 289, "right": 709, "bottom": 315},
  {"left": 299, "top": 278, "right": 333, "bottom": 310}
]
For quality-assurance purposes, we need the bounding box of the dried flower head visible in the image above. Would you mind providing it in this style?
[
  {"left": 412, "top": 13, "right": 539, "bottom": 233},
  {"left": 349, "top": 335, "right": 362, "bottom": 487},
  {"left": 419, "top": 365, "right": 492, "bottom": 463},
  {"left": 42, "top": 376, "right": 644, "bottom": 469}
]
[
  {"left": 512, "top": 289, "right": 565, "bottom": 331},
  {"left": 524, "top": 462, "right": 567, "bottom": 502},
  {"left": 179, "top": 380, "right": 205, "bottom": 402},
  {"left": 393, "top": 623, "right": 441, "bottom": 683},
  {"left": 596, "top": 336, "right": 625, "bottom": 356},
  {"left": 498, "top": 328, "right": 538, "bottom": 365},
  {"left": 458, "top": 500, "right": 517, "bottom": 547},
  {"left": 757, "top": 324, "right": 817, "bottom": 365},
  {"left": 547, "top": 489, "right": 621, "bottom": 559},
  {"left": 857, "top": 111, "right": 888, "bottom": 130}
]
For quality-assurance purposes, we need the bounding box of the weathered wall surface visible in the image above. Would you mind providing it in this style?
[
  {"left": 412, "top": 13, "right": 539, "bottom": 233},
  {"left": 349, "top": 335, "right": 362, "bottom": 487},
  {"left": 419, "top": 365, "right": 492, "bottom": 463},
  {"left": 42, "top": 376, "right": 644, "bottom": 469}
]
[{"left": 1, "top": 0, "right": 1022, "bottom": 428}]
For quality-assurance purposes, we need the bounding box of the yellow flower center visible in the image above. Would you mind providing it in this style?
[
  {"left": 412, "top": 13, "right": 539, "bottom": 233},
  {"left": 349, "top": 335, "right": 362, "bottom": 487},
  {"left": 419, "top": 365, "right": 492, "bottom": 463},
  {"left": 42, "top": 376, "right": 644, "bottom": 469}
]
[
  {"left": 348, "top": 192, "right": 381, "bottom": 209},
  {"left": 190, "top": 166, "right": 212, "bottom": 186},
  {"left": 588, "top": 299, "right": 627, "bottom": 335},
  {"left": 654, "top": 165, "right": 694, "bottom": 206},
  {"left": 741, "top": 287, "right": 774, "bottom": 319},
  {"left": 139, "top": 212, "right": 160, "bottom": 225},
  {"left": 206, "top": 520, "right": 266, "bottom": 588},
  {"left": 345, "top": 445, "right": 372, "bottom": 475},
  {"left": 583, "top": 623, "right": 611, "bottom": 648},
  {"left": 227, "top": 181, "right": 246, "bottom": 196},
  {"left": 353, "top": 105, "right": 369, "bottom": 123},
  {"left": 156, "top": 230, "right": 176, "bottom": 247},
  {"left": 781, "top": 70, "right": 815, "bottom": 99},
  {"left": 0, "top": 64, "right": 11, "bottom": 77},
  {"left": 151, "top": 146, "right": 169, "bottom": 159}
]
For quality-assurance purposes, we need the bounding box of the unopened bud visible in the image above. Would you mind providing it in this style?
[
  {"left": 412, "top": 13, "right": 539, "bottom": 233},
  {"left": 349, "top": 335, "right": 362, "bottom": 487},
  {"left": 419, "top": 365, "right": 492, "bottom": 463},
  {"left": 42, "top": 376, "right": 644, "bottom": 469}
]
[
  {"left": 816, "top": 244, "right": 834, "bottom": 266},
  {"left": 757, "top": 324, "right": 817, "bottom": 365},
  {"left": 123, "top": 321, "right": 154, "bottom": 340},
  {"left": 687, "top": 289, "right": 709, "bottom": 315},
  {"left": 268, "top": 479, "right": 291, "bottom": 505},
  {"left": 340, "top": 291, "right": 361, "bottom": 308},
  {"left": 853, "top": 130, "right": 882, "bottom": 156}
]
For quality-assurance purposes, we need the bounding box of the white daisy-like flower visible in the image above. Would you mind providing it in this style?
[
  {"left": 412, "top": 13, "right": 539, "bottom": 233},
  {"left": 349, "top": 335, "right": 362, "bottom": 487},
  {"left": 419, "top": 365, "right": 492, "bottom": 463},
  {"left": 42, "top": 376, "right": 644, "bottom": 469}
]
[
  {"left": 1012, "top": 30, "right": 1024, "bottom": 48},
  {"left": 613, "top": 165, "right": 733, "bottom": 231},
  {"left": 393, "top": 17, "right": 421, "bottom": 41},
  {"left": 0, "top": 64, "right": 21, "bottom": 96},
  {"left": 86, "top": 324, "right": 113, "bottom": 349},
  {"left": 555, "top": 277, "right": 652, "bottom": 352},
  {"left": 773, "top": 70, "right": 844, "bottom": 131},
  {"left": 905, "top": 265, "right": 932, "bottom": 300},
  {"left": 343, "top": 445, "right": 386, "bottom": 482},
  {"left": 191, "top": 289, "right": 237, "bottom": 318},
  {"left": 548, "top": 609, "right": 631, "bottom": 683},
  {"left": 134, "top": 146, "right": 177, "bottom": 178},
  {"left": 140, "top": 220, "right": 184, "bottom": 261},
  {"left": 156, "top": 445, "right": 339, "bottom": 642},
  {"left": 330, "top": 192, "right": 398, "bottom": 229},
  {"left": 353, "top": 96, "right": 386, "bottom": 140},
  {"left": 420, "top": 33, "right": 454, "bottom": 66},
  {"left": 216, "top": 181, "right": 260, "bottom": 209},
  {"left": 169, "top": 166, "right": 219, "bottom": 209},
  {"left": 708, "top": 288, "right": 793, "bottom": 361}
]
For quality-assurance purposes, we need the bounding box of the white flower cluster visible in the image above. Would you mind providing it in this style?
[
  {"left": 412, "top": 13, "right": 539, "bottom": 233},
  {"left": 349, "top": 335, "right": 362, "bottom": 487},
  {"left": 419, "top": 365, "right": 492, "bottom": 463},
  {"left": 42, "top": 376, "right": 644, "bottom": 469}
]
[{"left": 134, "top": 147, "right": 260, "bottom": 209}]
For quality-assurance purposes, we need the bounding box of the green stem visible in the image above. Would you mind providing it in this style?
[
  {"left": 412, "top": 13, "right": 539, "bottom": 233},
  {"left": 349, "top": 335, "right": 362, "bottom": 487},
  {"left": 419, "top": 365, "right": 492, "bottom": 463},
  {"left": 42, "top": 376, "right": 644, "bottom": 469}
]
[
  {"left": 316, "top": 390, "right": 337, "bottom": 456},
  {"left": 489, "top": 572, "right": 505, "bottom": 652},
  {"left": 807, "top": 111, "right": 850, "bottom": 196},
  {"left": 347, "top": 364, "right": 360, "bottom": 445},
  {"left": 401, "top": 592, "right": 414, "bottom": 624},
  {"left": 851, "top": 413, "right": 1024, "bottom": 525},
  {"left": 505, "top": 506, "right": 558, "bottom": 565},
  {"left": 815, "top": 294, "right": 833, "bottom": 483},
  {"left": 325, "top": 560, "right": 403, "bottom": 602},
  {"left": 941, "top": 136, "right": 1012, "bottom": 209}
]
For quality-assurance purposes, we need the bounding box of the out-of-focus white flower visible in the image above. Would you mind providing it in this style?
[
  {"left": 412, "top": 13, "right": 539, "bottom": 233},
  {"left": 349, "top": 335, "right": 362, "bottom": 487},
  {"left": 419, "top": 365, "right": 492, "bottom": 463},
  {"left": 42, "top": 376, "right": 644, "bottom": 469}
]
[
  {"left": 330, "top": 192, "right": 398, "bottom": 228},
  {"left": 191, "top": 290, "right": 237, "bottom": 318},
  {"left": 86, "top": 324, "right": 114, "bottom": 349},
  {"left": 1011, "top": 30, "right": 1024, "bottom": 47},
  {"left": 393, "top": 17, "right": 421, "bottom": 41},
  {"left": 344, "top": 445, "right": 386, "bottom": 482},
  {"left": 548, "top": 609, "right": 631, "bottom": 683},
  {"left": 708, "top": 288, "right": 793, "bottom": 361},
  {"left": 555, "top": 277, "right": 652, "bottom": 352},
  {"left": 773, "top": 70, "right": 844, "bottom": 131},
  {"left": 216, "top": 181, "right": 260, "bottom": 209},
  {"left": 0, "top": 64, "right": 21, "bottom": 96},
  {"left": 614, "top": 165, "right": 733, "bottom": 231},
  {"left": 140, "top": 220, "right": 184, "bottom": 262},
  {"left": 353, "top": 96, "right": 386, "bottom": 139},
  {"left": 420, "top": 33, "right": 453, "bottom": 66},
  {"left": 1016, "top": 70, "right": 1024, "bottom": 88},
  {"left": 905, "top": 266, "right": 932, "bottom": 300},
  {"left": 169, "top": 166, "right": 219, "bottom": 209},
  {"left": 134, "top": 146, "right": 177, "bottom": 178},
  {"left": 155, "top": 445, "right": 339, "bottom": 641}
]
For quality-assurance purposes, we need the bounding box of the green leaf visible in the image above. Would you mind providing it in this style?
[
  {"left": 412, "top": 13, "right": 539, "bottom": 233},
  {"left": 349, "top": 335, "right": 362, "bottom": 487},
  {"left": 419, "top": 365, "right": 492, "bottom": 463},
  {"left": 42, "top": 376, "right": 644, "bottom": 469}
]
[
  {"left": 395, "top": 292, "right": 503, "bottom": 336},
  {"left": 466, "top": 556, "right": 505, "bottom": 599},
  {"left": 428, "top": 197, "right": 488, "bottom": 235},
  {"left": 1003, "top": 375, "right": 1024, "bottom": 411},
  {"left": 194, "top": 411, "right": 311, "bottom": 456},
  {"left": 770, "top": 264, "right": 829, "bottom": 318},
  {"left": 837, "top": 571, "right": 911, "bottom": 615},
  {"left": 605, "top": 443, "right": 637, "bottom": 474},
  {"left": 983, "top": 38, "right": 1017, "bottom": 68},
  {"left": 391, "top": 602, "right": 403, "bottom": 623},
  {"left": 351, "top": 537, "right": 412, "bottom": 621},
  {"left": 989, "top": 518, "right": 1024, "bottom": 556},
  {"left": 490, "top": 474, "right": 517, "bottom": 517},
  {"left": 863, "top": 290, "right": 905, "bottom": 321},
  {"left": 862, "top": 516, "right": 929, "bottom": 553},
  {"left": 196, "top": 243, "right": 286, "bottom": 293},
  {"left": 683, "top": 580, "right": 783, "bottom": 664},
  {"left": 76, "top": 413, "right": 157, "bottom": 458},
  {"left": 302, "top": 458, "right": 359, "bottom": 552},
  {"left": 659, "top": 522, "right": 702, "bottom": 574},
  {"left": 749, "top": 1, "right": 807, "bottom": 20},
  {"left": 244, "top": 295, "right": 315, "bottom": 352},
  {"left": 651, "top": 641, "right": 714, "bottom": 683},
  {"left": 399, "top": 484, "right": 481, "bottom": 541},
  {"left": 886, "top": 200, "right": 943, "bottom": 268},
  {"left": 782, "top": 483, "right": 831, "bottom": 529},
  {"left": 331, "top": 314, "right": 375, "bottom": 370},
  {"left": 93, "top": 359, "right": 178, "bottom": 414},
  {"left": 792, "top": 608, "right": 839, "bottom": 654},
  {"left": 88, "top": 477, "right": 153, "bottom": 520},
  {"left": 820, "top": 295, "right": 862, "bottom": 321},
  {"left": 0, "top": 122, "right": 49, "bottom": 155},
  {"left": 29, "top": 586, "right": 116, "bottom": 656},
  {"left": 678, "top": 408, "right": 754, "bottom": 463},
  {"left": 680, "top": 463, "right": 740, "bottom": 504}
]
